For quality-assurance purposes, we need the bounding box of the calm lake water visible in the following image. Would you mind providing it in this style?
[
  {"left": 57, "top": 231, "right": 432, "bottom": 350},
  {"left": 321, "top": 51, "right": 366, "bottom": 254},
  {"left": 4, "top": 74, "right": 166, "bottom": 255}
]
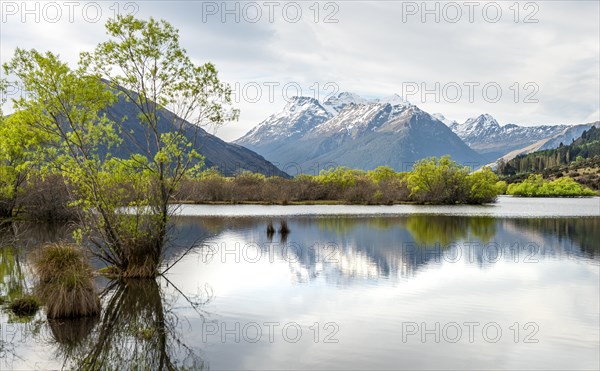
[{"left": 1, "top": 197, "right": 599, "bottom": 370}]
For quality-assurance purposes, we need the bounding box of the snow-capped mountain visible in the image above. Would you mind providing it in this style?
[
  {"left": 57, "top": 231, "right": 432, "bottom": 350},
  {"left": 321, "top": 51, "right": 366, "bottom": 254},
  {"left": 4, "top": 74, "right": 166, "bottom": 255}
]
[
  {"left": 484, "top": 121, "right": 600, "bottom": 168},
  {"left": 321, "top": 92, "right": 370, "bottom": 115},
  {"left": 237, "top": 96, "right": 332, "bottom": 146},
  {"left": 311, "top": 101, "right": 401, "bottom": 138},
  {"left": 235, "top": 92, "right": 483, "bottom": 173},
  {"left": 432, "top": 113, "right": 458, "bottom": 127},
  {"left": 450, "top": 114, "right": 568, "bottom": 162},
  {"left": 235, "top": 91, "right": 588, "bottom": 172},
  {"left": 374, "top": 94, "right": 411, "bottom": 108},
  {"left": 451, "top": 114, "right": 502, "bottom": 138},
  {"left": 300, "top": 104, "right": 482, "bottom": 173}
]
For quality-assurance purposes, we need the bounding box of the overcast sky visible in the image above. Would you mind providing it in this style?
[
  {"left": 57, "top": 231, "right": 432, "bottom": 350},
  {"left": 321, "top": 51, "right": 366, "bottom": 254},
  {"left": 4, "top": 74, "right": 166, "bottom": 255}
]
[{"left": 1, "top": 0, "right": 599, "bottom": 141}]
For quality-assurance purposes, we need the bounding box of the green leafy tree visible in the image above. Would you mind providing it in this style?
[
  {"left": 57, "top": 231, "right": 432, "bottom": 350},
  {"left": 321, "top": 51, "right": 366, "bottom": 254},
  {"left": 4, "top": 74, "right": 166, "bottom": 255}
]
[
  {"left": 367, "top": 166, "right": 400, "bottom": 183},
  {"left": 82, "top": 15, "right": 238, "bottom": 275},
  {"left": 507, "top": 174, "right": 595, "bottom": 197},
  {"left": 407, "top": 156, "right": 471, "bottom": 204},
  {"left": 408, "top": 157, "right": 500, "bottom": 204},
  {"left": 0, "top": 89, "right": 49, "bottom": 218},
  {"left": 495, "top": 180, "right": 508, "bottom": 195},
  {"left": 3, "top": 49, "right": 136, "bottom": 270},
  {"left": 316, "top": 167, "right": 366, "bottom": 189},
  {"left": 4, "top": 15, "right": 238, "bottom": 277},
  {"left": 466, "top": 167, "right": 499, "bottom": 203}
]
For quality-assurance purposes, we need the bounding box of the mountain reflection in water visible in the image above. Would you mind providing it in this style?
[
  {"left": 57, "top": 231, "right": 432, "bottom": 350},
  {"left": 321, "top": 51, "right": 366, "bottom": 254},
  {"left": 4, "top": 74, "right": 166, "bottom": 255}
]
[
  {"left": 173, "top": 215, "right": 599, "bottom": 283},
  {"left": 1, "top": 213, "right": 598, "bottom": 369}
]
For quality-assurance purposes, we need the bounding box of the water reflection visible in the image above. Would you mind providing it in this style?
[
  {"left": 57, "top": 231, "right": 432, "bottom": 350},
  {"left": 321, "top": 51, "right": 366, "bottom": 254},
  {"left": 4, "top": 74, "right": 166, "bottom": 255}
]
[
  {"left": 0, "top": 221, "right": 209, "bottom": 369},
  {"left": 0, "top": 245, "right": 26, "bottom": 304},
  {"left": 176, "top": 215, "right": 600, "bottom": 284},
  {"left": 0, "top": 223, "right": 39, "bottom": 308},
  {"left": 1, "top": 213, "right": 598, "bottom": 369},
  {"left": 264, "top": 219, "right": 289, "bottom": 243},
  {"left": 405, "top": 215, "right": 496, "bottom": 245},
  {"left": 49, "top": 316, "right": 99, "bottom": 363},
  {"left": 0, "top": 221, "right": 73, "bottom": 248},
  {"left": 56, "top": 279, "right": 207, "bottom": 370},
  {"left": 508, "top": 217, "right": 600, "bottom": 258},
  {"left": 172, "top": 213, "right": 599, "bottom": 370}
]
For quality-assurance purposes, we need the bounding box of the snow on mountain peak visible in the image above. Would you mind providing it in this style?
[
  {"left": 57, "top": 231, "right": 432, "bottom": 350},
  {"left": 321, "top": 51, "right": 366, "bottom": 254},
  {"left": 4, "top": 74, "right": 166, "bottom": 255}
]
[
  {"left": 322, "top": 92, "right": 369, "bottom": 115},
  {"left": 449, "top": 113, "right": 502, "bottom": 138},
  {"left": 331, "top": 92, "right": 368, "bottom": 104},
  {"left": 376, "top": 94, "right": 411, "bottom": 107},
  {"left": 284, "top": 95, "right": 320, "bottom": 109},
  {"left": 466, "top": 113, "right": 499, "bottom": 126},
  {"left": 237, "top": 96, "right": 332, "bottom": 145},
  {"left": 322, "top": 92, "right": 413, "bottom": 116},
  {"left": 450, "top": 113, "right": 570, "bottom": 154},
  {"left": 432, "top": 113, "right": 458, "bottom": 127},
  {"left": 461, "top": 113, "right": 499, "bottom": 129}
]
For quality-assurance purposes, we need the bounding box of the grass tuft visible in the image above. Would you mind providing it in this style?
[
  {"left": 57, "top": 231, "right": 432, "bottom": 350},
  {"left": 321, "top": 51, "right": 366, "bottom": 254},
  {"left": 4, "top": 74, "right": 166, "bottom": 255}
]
[
  {"left": 33, "top": 243, "right": 88, "bottom": 283},
  {"left": 279, "top": 220, "right": 290, "bottom": 234},
  {"left": 266, "top": 221, "right": 275, "bottom": 234},
  {"left": 32, "top": 243, "right": 100, "bottom": 319},
  {"left": 9, "top": 295, "right": 41, "bottom": 317}
]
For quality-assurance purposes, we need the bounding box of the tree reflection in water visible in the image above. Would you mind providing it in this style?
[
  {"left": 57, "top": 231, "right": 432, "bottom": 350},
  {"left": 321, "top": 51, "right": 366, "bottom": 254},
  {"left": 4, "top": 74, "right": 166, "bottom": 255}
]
[
  {"left": 0, "top": 222, "right": 38, "bottom": 306},
  {"left": 0, "top": 244, "right": 26, "bottom": 304},
  {"left": 508, "top": 217, "right": 600, "bottom": 258},
  {"left": 52, "top": 278, "right": 210, "bottom": 370},
  {"left": 405, "top": 215, "right": 496, "bottom": 246},
  {"left": 313, "top": 215, "right": 497, "bottom": 246}
]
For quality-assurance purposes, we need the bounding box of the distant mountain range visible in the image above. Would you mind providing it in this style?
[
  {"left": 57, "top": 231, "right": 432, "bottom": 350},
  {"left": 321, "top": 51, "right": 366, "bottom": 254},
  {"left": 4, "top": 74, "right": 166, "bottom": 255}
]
[
  {"left": 445, "top": 113, "right": 599, "bottom": 165},
  {"left": 235, "top": 93, "right": 482, "bottom": 173},
  {"left": 236, "top": 92, "right": 598, "bottom": 173},
  {"left": 11, "top": 82, "right": 595, "bottom": 177},
  {"left": 448, "top": 114, "right": 568, "bottom": 162}
]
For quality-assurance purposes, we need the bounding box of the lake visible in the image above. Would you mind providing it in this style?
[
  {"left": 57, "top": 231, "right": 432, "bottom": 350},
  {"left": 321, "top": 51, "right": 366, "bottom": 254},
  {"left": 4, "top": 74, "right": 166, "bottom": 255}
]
[{"left": 1, "top": 197, "right": 599, "bottom": 370}]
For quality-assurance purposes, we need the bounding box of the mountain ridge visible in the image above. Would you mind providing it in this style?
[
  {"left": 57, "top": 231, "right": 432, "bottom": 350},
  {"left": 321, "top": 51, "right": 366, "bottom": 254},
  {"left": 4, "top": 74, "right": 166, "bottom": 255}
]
[
  {"left": 449, "top": 113, "right": 569, "bottom": 162},
  {"left": 235, "top": 92, "right": 483, "bottom": 173},
  {"left": 103, "top": 86, "right": 289, "bottom": 178},
  {"left": 235, "top": 92, "right": 587, "bottom": 174}
]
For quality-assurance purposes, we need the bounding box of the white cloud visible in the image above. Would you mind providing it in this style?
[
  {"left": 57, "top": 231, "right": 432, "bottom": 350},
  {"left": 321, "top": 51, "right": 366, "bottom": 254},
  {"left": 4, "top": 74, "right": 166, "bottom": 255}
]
[{"left": 1, "top": 0, "right": 598, "bottom": 141}]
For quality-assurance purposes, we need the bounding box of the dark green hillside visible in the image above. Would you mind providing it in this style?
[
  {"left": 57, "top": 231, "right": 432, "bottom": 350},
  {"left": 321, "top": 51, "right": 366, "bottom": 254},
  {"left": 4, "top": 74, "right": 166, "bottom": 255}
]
[
  {"left": 497, "top": 127, "right": 600, "bottom": 190},
  {"left": 103, "top": 87, "right": 289, "bottom": 178}
]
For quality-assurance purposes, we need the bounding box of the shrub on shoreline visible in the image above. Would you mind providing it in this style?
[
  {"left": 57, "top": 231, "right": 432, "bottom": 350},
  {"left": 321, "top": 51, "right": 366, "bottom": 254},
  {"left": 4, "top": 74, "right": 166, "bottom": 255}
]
[
  {"left": 507, "top": 174, "right": 596, "bottom": 197},
  {"left": 176, "top": 158, "right": 500, "bottom": 205},
  {"left": 10, "top": 158, "right": 595, "bottom": 214}
]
